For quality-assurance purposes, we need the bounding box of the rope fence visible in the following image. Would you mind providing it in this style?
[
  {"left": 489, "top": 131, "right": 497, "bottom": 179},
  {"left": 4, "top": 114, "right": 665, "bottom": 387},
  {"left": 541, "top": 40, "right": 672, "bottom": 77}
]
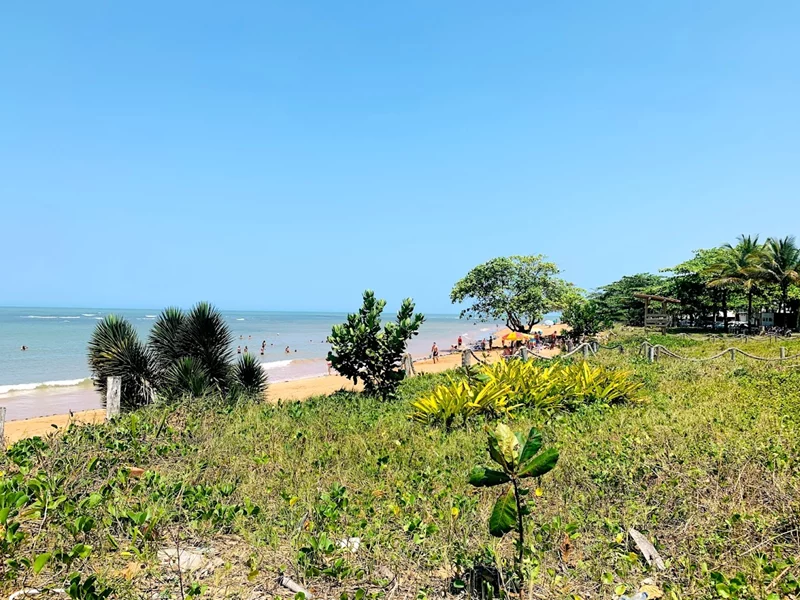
[{"left": 638, "top": 341, "right": 800, "bottom": 363}]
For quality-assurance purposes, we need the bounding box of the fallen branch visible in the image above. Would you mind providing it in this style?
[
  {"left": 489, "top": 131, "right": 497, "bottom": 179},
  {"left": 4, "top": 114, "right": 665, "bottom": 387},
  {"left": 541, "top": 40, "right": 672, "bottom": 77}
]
[
  {"left": 277, "top": 575, "right": 313, "bottom": 598},
  {"left": 628, "top": 527, "right": 666, "bottom": 570}
]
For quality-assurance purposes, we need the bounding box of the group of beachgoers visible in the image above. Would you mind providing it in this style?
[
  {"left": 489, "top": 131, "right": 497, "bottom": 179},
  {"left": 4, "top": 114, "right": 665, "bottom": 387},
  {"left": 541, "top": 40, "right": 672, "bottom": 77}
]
[{"left": 429, "top": 331, "right": 562, "bottom": 363}]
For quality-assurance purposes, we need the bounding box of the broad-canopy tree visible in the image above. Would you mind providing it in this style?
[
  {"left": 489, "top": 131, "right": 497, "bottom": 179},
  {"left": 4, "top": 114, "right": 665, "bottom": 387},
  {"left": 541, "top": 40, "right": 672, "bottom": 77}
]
[
  {"left": 450, "top": 255, "right": 576, "bottom": 333},
  {"left": 591, "top": 273, "right": 663, "bottom": 326},
  {"left": 327, "top": 290, "right": 424, "bottom": 399},
  {"left": 561, "top": 297, "right": 608, "bottom": 337}
]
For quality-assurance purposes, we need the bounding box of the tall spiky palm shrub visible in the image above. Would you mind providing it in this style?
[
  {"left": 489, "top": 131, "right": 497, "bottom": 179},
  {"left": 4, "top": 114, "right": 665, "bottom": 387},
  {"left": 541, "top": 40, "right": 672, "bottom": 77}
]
[
  {"left": 707, "top": 235, "right": 765, "bottom": 328},
  {"left": 231, "top": 352, "right": 269, "bottom": 399},
  {"left": 89, "top": 302, "right": 267, "bottom": 412},
  {"left": 764, "top": 236, "right": 800, "bottom": 325},
  {"left": 87, "top": 315, "right": 157, "bottom": 410}
]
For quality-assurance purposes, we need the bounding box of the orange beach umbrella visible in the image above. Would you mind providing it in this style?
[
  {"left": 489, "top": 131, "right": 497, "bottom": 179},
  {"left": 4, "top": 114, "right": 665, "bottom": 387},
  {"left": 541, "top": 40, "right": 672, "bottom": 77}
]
[{"left": 502, "top": 331, "right": 532, "bottom": 341}]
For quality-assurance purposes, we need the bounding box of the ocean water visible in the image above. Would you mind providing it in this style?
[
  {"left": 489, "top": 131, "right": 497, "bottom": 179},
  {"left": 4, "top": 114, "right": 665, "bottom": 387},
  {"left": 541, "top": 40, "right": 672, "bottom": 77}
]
[{"left": 0, "top": 306, "right": 523, "bottom": 420}]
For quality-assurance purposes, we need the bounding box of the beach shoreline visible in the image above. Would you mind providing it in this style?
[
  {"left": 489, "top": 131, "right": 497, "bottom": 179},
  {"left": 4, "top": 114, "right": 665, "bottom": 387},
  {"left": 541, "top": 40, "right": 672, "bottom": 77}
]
[{"left": 3, "top": 327, "right": 567, "bottom": 444}]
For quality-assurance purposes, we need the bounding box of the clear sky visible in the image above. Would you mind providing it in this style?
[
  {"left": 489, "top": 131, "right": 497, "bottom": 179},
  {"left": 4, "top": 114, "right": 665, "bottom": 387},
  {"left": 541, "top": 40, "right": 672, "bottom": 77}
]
[{"left": 2, "top": 1, "right": 799, "bottom": 313}]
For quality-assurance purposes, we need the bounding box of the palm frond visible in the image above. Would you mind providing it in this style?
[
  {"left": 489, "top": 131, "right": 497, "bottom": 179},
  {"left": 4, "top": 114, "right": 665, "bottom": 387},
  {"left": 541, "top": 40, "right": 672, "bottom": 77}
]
[
  {"left": 232, "top": 353, "right": 269, "bottom": 399},
  {"left": 148, "top": 307, "right": 186, "bottom": 375},
  {"left": 180, "top": 302, "right": 234, "bottom": 392},
  {"left": 163, "top": 356, "right": 213, "bottom": 400}
]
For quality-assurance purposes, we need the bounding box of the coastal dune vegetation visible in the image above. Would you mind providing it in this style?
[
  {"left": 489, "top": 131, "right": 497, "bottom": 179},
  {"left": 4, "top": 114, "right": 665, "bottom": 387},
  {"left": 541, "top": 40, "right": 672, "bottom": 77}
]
[{"left": 3, "top": 332, "right": 800, "bottom": 598}]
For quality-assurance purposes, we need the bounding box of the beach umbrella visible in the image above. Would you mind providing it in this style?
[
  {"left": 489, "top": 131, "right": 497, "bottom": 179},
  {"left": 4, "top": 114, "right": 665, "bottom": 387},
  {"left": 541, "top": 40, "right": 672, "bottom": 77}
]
[
  {"left": 502, "top": 331, "right": 532, "bottom": 341},
  {"left": 543, "top": 319, "right": 554, "bottom": 326}
]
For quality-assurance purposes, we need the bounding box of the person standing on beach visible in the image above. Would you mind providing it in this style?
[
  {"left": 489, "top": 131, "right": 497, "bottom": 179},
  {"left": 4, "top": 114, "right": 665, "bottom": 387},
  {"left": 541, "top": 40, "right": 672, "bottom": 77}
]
[
  {"left": 488, "top": 335, "right": 493, "bottom": 350},
  {"left": 431, "top": 342, "right": 439, "bottom": 363},
  {"left": 457, "top": 335, "right": 462, "bottom": 349},
  {"left": 237, "top": 345, "right": 241, "bottom": 354}
]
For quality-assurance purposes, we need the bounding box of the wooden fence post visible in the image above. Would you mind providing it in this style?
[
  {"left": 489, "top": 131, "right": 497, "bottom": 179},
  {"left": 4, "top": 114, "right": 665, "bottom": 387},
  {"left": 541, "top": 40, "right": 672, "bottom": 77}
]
[
  {"left": 592, "top": 341, "right": 599, "bottom": 353},
  {"left": 582, "top": 344, "right": 590, "bottom": 358},
  {"left": 461, "top": 350, "right": 472, "bottom": 368},
  {"left": 647, "top": 347, "right": 655, "bottom": 363},
  {"left": 730, "top": 348, "right": 736, "bottom": 362},
  {"left": 566, "top": 340, "right": 574, "bottom": 353},
  {"left": 0, "top": 406, "right": 5, "bottom": 446},
  {"left": 404, "top": 353, "right": 416, "bottom": 376},
  {"left": 781, "top": 347, "right": 787, "bottom": 359},
  {"left": 106, "top": 376, "right": 121, "bottom": 420},
  {"left": 520, "top": 347, "right": 529, "bottom": 362},
  {"left": 618, "top": 345, "right": 624, "bottom": 354}
]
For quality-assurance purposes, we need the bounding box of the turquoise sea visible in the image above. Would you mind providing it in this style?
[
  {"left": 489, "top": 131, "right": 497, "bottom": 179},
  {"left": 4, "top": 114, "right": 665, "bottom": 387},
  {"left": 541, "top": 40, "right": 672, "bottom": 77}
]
[{"left": 0, "top": 306, "right": 524, "bottom": 420}]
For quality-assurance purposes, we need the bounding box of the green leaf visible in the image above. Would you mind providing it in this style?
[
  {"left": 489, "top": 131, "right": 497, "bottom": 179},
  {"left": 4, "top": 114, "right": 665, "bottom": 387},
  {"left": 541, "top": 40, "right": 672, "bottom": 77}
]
[
  {"left": 519, "top": 447, "right": 559, "bottom": 479},
  {"left": 519, "top": 428, "right": 543, "bottom": 464},
  {"left": 488, "top": 487, "right": 518, "bottom": 537},
  {"left": 33, "top": 552, "right": 51, "bottom": 574},
  {"left": 468, "top": 466, "right": 511, "bottom": 487},
  {"left": 487, "top": 423, "right": 520, "bottom": 471}
]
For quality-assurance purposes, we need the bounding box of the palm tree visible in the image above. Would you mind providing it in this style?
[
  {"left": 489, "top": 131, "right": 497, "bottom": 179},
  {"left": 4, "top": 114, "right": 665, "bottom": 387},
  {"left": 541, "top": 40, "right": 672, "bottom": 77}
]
[
  {"left": 764, "top": 236, "right": 800, "bottom": 325},
  {"left": 707, "top": 235, "right": 765, "bottom": 329}
]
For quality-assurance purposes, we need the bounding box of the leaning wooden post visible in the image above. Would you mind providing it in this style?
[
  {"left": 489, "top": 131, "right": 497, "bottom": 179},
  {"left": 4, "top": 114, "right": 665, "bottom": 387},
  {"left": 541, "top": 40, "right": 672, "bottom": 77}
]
[
  {"left": 106, "top": 376, "right": 121, "bottom": 420},
  {"left": 0, "top": 406, "right": 5, "bottom": 446},
  {"left": 780, "top": 347, "right": 787, "bottom": 360},
  {"left": 729, "top": 348, "right": 736, "bottom": 362},
  {"left": 647, "top": 347, "right": 655, "bottom": 363},
  {"left": 404, "top": 353, "right": 416, "bottom": 376},
  {"left": 592, "top": 341, "right": 599, "bottom": 353},
  {"left": 618, "top": 345, "right": 624, "bottom": 354}
]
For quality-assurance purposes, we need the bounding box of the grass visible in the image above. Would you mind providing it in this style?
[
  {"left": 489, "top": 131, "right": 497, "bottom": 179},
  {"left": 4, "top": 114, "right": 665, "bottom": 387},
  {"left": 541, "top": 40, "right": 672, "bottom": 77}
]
[{"left": 2, "top": 334, "right": 800, "bottom": 599}]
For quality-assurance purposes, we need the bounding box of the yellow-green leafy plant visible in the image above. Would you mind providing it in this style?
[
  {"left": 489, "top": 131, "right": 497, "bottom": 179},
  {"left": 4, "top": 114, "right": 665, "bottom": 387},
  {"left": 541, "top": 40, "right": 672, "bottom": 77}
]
[
  {"left": 478, "top": 360, "right": 563, "bottom": 409},
  {"left": 558, "top": 362, "right": 643, "bottom": 405},
  {"left": 469, "top": 423, "right": 559, "bottom": 570},
  {"left": 409, "top": 377, "right": 515, "bottom": 428}
]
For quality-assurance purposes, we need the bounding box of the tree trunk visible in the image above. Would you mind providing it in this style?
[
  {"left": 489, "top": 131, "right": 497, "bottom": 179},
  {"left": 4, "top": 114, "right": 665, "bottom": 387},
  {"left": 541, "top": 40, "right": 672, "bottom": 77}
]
[
  {"left": 747, "top": 289, "right": 753, "bottom": 328},
  {"left": 722, "top": 290, "right": 729, "bottom": 333}
]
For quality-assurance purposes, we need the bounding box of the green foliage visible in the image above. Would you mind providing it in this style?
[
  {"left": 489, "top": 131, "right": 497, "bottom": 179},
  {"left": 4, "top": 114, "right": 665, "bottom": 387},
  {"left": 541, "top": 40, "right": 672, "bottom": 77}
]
[
  {"left": 410, "top": 359, "right": 642, "bottom": 427},
  {"left": 450, "top": 255, "right": 577, "bottom": 333},
  {"left": 409, "top": 377, "right": 516, "bottom": 428},
  {"left": 327, "top": 290, "right": 424, "bottom": 399},
  {"left": 470, "top": 424, "right": 558, "bottom": 568},
  {"left": 88, "top": 302, "right": 267, "bottom": 411},
  {"left": 591, "top": 273, "right": 664, "bottom": 326},
  {"left": 561, "top": 297, "right": 608, "bottom": 336}
]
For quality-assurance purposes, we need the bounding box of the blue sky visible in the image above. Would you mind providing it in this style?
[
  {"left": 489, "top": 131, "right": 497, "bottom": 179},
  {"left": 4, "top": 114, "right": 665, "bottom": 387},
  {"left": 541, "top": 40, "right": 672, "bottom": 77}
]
[{"left": 2, "top": 1, "right": 799, "bottom": 312}]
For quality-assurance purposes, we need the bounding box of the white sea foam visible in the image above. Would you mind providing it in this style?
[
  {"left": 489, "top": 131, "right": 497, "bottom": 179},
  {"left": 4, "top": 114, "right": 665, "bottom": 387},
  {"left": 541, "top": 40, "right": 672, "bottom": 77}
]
[
  {"left": 236, "top": 318, "right": 245, "bottom": 321},
  {"left": 0, "top": 378, "right": 91, "bottom": 396},
  {"left": 260, "top": 360, "right": 292, "bottom": 370},
  {"left": 145, "top": 315, "right": 157, "bottom": 318},
  {"left": 82, "top": 313, "right": 96, "bottom": 317}
]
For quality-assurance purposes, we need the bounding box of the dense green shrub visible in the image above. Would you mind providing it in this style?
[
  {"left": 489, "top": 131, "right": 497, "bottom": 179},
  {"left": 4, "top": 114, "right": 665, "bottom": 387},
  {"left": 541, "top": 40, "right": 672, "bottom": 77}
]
[{"left": 327, "top": 290, "right": 424, "bottom": 399}]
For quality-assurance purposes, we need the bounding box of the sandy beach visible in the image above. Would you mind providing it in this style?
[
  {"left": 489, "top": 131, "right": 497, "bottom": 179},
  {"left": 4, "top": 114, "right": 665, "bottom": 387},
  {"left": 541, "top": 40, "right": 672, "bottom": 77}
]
[{"left": 3, "top": 326, "right": 566, "bottom": 445}]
